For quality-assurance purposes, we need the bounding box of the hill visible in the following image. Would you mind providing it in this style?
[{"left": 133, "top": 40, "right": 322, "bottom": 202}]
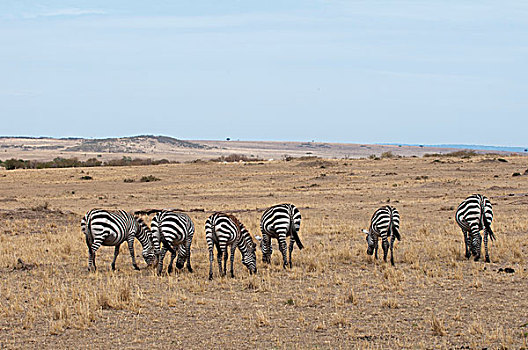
[{"left": 0, "top": 135, "right": 521, "bottom": 163}]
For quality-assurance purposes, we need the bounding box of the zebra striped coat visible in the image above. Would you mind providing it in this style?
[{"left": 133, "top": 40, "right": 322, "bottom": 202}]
[
  {"left": 205, "top": 212, "right": 257, "bottom": 280},
  {"left": 150, "top": 210, "right": 195, "bottom": 275},
  {"left": 363, "top": 206, "right": 401, "bottom": 266},
  {"left": 81, "top": 209, "right": 156, "bottom": 271},
  {"left": 257, "top": 204, "right": 303, "bottom": 268},
  {"left": 455, "top": 194, "right": 495, "bottom": 262}
]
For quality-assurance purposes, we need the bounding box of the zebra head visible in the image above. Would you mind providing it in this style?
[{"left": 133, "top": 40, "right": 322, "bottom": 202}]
[
  {"left": 362, "top": 229, "right": 375, "bottom": 256},
  {"left": 242, "top": 233, "right": 257, "bottom": 274},
  {"left": 136, "top": 217, "right": 158, "bottom": 267}
]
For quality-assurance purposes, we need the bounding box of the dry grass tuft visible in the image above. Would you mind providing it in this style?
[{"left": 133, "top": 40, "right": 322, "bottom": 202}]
[{"left": 431, "top": 315, "right": 447, "bottom": 336}]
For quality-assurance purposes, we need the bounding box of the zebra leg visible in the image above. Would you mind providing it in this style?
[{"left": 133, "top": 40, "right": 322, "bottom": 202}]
[
  {"left": 111, "top": 244, "right": 121, "bottom": 271},
  {"left": 390, "top": 235, "right": 396, "bottom": 266},
  {"left": 217, "top": 245, "right": 224, "bottom": 277},
  {"left": 175, "top": 244, "right": 186, "bottom": 270},
  {"left": 168, "top": 245, "right": 178, "bottom": 273},
  {"left": 463, "top": 230, "right": 471, "bottom": 259},
  {"left": 157, "top": 247, "right": 168, "bottom": 275},
  {"left": 208, "top": 246, "right": 214, "bottom": 280},
  {"left": 230, "top": 245, "right": 236, "bottom": 278},
  {"left": 278, "top": 233, "right": 288, "bottom": 268},
  {"left": 88, "top": 237, "right": 104, "bottom": 272},
  {"left": 127, "top": 237, "right": 140, "bottom": 270},
  {"left": 484, "top": 231, "right": 490, "bottom": 263},
  {"left": 382, "top": 238, "right": 389, "bottom": 263},
  {"left": 185, "top": 239, "right": 193, "bottom": 273},
  {"left": 374, "top": 238, "right": 379, "bottom": 260},
  {"left": 86, "top": 235, "right": 96, "bottom": 272},
  {"left": 261, "top": 234, "right": 272, "bottom": 264},
  {"left": 223, "top": 246, "right": 229, "bottom": 276},
  {"left": 470, "top": 228, "right": 482, "bottom": 261},
  {"left": 288, "top": 238, "right": 295, "bottom": 268}
]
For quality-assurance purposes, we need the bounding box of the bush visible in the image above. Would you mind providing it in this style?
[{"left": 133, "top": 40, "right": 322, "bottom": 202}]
[
  {"left": 211, "top": 154, "right": 263, "bottom": 162},
  {"left": 380, "top": 151, "right": 395, "bottom": 159},
  {"left": 423, "top": 150, "right": 478, "bottom": 158},
  {"left": 140, "top": 175, "right": 160, "bottom": 182}
]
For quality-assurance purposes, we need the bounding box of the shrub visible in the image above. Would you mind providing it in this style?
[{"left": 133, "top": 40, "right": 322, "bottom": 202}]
[
  {"left": 211, "top": 154, "right": 263, "bottom": 162},
  {"left": 140, "top": 175, "right": 160, "bottom": 182}
]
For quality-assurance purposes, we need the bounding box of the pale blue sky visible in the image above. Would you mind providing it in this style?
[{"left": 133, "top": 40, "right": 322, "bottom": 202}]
[{"left": 1, "top": 1, "right": 527, "bottom": 146}]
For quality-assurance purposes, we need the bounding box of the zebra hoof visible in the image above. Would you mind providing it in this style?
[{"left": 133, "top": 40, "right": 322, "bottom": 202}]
[
  {"left": 133, "top": 264, "right": 140, "bottom": 271},
  {"left": 208, "top": 274, "right": 213, "bottom": 280},
  {"left": 473, "top": 255, "right": 480, "bottom": 262},
  {"left": 485, "top": 257, "right": 490, "bottom": 263},
  {"left": 167, "top": 266, "right": 173, "bottom": 274},
  {"left": 187, "top": 266, "right": 193, "bottom": 273}
]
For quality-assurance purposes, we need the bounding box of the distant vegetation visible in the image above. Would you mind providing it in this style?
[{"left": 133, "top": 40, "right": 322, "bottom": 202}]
[
  {"left": 423, "top": 150, "right": 481, "bottom": 158},
  {"left": 210, "top": 154, "right": 264, "bottom": 162},
  {"left": 0, "top": 157, "right": 175, "bottom": 170}
]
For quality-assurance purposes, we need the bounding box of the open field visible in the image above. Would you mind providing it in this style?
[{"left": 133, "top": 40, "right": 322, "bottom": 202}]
[
  {"left": 0, "top": 136, "right": 513, "bottom": 163},
  {"left": 0, "top": 155, "right": 527, "bottom": 349}
]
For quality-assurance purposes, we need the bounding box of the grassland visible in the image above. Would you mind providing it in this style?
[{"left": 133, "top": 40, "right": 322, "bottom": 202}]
[{"left": 0, "top": 155, "right": 527, "bottom": 349}]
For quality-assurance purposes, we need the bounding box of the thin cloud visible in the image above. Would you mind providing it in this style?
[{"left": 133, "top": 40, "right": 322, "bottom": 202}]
[{"left": 21, "top": 8, "right": 106, "bottom": 19}]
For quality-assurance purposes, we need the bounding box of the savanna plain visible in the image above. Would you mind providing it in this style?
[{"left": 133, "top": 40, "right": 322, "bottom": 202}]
[{"left": 0, "top": 155, "right": 527, "bottom": 349}]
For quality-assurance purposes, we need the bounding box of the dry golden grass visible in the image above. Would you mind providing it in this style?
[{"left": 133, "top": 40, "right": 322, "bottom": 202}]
[{"left": 0, "top": 155, "right": 527, "bottom": 348}]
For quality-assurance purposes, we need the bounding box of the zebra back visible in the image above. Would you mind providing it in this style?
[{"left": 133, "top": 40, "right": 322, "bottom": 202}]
[
  {"left": 261, "top": 203, "right": 303, "bottom": 249},
  {"left": 151, "top": 210, "right": 195, "bottom": 254},
  {"left": 455, "top": 194, "right": 494, "bottom": 239},
  {"left": 369, "top": 205, "right": 400, "bottom": 240}
]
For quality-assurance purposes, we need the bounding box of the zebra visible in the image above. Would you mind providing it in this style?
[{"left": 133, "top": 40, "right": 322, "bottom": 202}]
[
  {"left": 362, "top": 206, "right": 401, "bottom": 266},
  {"left": 81, "top": 209, "right": 157, "bottom": 271},
  {"left": 148, "top": 209, "right": 195, "bottom": 275},
  {"left": 256, "top": 203, "right": 303, "bottom": 268},
  {"left": 205, "top": 212, "right": 257, "bottom": 280},
  {"left": 455, "top": 194, "right": 495, "bottom": 262}
]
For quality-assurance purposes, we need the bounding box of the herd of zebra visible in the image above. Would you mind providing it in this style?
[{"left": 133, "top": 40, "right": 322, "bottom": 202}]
[{"left": 80, "top": 194, "right": 495, "bottom": 278}]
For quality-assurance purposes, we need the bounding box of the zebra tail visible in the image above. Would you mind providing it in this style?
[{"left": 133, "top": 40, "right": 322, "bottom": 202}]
[
  {"left": 390, "top": 212, "right": 400, "bottom": 241},
  {"left": 83, "top": 217, "right": 94, "bottom": 247},
  {"left": 290, "top": 220, "right": 304, "bottom": 250},
  {"left": 482, "top": 212, "right": 495, "bottom": 241}
]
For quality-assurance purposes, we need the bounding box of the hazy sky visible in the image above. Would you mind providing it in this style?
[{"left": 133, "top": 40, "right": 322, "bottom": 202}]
[{"left": 1, "top": 1, "right": 527, "bottom": 146}]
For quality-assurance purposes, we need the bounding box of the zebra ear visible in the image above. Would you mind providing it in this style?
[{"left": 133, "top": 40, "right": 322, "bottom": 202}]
[
  {"left": 255, "top": 235, "right": 262, "bottom": 242},
  {"left": 361, "top": 229, "right": 369, "bottom": 235}
]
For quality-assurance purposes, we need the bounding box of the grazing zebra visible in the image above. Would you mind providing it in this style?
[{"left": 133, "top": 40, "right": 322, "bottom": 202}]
[
  {"left": 81, "top": 209, "right": 157, "bottom": 271},
  {"left": 256, "top": 203, "right": 303, "bottom": 268},
  {"left": 455, "top": 194, "right": 495, "bottom": 262},
  {"left": 149, "top": 209, "right": 195, "bottom": 275},
  {"left": 362, "top": 206, "right": 401, "bottom": 266},
  {"left": 205, "top": 212, "right": 257, "bottom": 280}
]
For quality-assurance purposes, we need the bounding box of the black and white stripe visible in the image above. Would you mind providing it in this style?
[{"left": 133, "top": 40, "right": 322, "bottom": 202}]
[
  {"left": 205, "top": 212, "right": 257, "bottom": 280},
  {"left": 150, "top": 210, "right": 195, "bottom": 275},
  {"left": 455, "top": 194, "right": 495, "bottom": 262},
  {"left": 363, "top": 206, "right": 401, "bottom": 266},
  {"left": 257, "top": 203, "right": 303, "bottom": 268},
  {"left": 81, "top": 209, "right": 156, "bottom": 271}
]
